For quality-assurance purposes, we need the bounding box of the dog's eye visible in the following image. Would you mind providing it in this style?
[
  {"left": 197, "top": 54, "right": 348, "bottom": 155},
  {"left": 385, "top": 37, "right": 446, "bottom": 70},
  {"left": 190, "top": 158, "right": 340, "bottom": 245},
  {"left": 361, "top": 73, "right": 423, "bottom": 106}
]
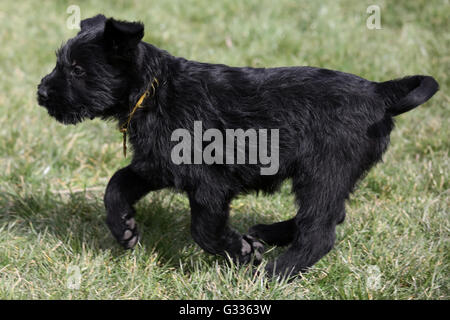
[{"left": 72, "top": 65, "right": 85, "bottom": 77}]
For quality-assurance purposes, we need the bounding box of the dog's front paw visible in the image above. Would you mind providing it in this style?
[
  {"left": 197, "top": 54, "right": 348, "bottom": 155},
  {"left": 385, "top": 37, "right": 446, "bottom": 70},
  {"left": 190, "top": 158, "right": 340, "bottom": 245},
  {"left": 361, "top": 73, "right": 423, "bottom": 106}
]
[
  {"left": 106, "top": 215, "right": 140, "bottom": 249},
  {"left": 122, "top": 217, "right": 139, "bottom": 249},
  {"left": 237, "top": 234, "right": 265, "bottom": 265}
]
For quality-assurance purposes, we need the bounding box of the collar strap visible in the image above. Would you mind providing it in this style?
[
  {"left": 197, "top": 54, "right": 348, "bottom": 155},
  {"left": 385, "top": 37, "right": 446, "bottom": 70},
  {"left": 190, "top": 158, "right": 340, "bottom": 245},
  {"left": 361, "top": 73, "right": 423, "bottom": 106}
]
[{"left": 119, "top": 77, "right": 159, "bottom": 157}]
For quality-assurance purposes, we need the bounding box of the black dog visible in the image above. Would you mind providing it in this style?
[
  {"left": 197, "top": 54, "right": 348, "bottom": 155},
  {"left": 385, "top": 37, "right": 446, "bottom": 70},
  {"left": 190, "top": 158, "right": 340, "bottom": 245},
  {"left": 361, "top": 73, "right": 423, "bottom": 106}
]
[{"left": 37, "top": 14, "right": 439, "bottom": 278}]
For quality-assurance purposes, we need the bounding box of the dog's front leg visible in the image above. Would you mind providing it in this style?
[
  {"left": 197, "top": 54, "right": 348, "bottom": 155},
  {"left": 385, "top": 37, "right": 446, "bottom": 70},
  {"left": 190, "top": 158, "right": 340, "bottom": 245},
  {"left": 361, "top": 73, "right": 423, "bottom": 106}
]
[
  {"left": 188, "top": 194, "right": 264, "bottom": 265},
  {"left": 104, "top": 165, "right": 163, "bottom": 249}
]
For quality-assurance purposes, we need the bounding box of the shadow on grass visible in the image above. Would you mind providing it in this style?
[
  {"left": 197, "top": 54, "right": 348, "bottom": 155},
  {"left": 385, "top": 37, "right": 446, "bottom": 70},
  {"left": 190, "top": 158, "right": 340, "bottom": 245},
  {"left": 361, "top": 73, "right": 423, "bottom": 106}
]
[
  {"left": 1, "top": 188, "right": 289, "bottom": 272},
  {"left": 0, "top": 189, "right": 205, "bottom": 267}
]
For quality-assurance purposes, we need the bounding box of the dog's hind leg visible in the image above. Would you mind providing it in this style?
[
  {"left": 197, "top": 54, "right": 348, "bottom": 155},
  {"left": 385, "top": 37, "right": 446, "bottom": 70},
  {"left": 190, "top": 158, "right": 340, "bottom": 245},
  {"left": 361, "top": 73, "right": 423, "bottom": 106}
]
[
  {"left": 266, "top": 177, "right": 348, "bottom": 279},
  {"left": 104, "top": 165, "right": 164, "bottom": 249},
  {"left": 248, "top": 218, "right": 296, "bottom": 246},
  {"left": 188, "top": 194, "right": 265, "bottom": 265},
  {"left": 248, "top": 206, "right": 345, "bottom": 248}
]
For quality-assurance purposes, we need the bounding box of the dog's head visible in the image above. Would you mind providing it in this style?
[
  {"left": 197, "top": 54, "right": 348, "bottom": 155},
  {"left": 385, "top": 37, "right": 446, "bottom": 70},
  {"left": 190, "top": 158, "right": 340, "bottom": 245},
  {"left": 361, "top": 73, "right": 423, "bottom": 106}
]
[{"left": 37, "top": 14, "right": 145, "bottom": 124}]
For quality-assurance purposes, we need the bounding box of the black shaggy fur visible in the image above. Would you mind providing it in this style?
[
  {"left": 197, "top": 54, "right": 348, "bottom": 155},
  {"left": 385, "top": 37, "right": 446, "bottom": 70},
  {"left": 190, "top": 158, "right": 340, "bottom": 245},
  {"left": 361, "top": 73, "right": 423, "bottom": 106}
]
[{"left": 37, "top": 15, "right": 439, "bottom": 278}]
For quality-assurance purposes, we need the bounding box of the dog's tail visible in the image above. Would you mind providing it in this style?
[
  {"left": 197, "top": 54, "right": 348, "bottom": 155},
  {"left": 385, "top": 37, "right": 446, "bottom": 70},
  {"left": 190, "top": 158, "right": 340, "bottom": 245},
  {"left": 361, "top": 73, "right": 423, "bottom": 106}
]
[{"left": 376, "top": 75, "right": 439, "bottom": 116}]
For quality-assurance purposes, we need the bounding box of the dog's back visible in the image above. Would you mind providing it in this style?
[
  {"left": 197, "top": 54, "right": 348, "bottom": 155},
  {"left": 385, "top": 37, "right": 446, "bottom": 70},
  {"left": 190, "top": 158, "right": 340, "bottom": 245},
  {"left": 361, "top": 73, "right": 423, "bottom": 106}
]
[{"left": 163, "top": 58, "right": 439, "bottom": 196}]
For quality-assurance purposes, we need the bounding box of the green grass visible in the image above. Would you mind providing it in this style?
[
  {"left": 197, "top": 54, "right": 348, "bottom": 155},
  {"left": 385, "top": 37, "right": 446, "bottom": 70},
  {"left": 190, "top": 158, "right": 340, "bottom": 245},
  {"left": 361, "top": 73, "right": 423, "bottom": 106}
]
[{"left": 0, "top": 0, "right": 448, "bottom": 299}]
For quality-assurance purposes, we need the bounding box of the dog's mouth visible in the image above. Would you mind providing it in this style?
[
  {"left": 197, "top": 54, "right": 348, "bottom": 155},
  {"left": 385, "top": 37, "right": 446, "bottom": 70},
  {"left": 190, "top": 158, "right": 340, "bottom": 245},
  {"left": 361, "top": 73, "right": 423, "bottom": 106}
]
[
  {"left": 37, "top": 96, "right": 94, "bottom": 125},
  {"left": 37, "top": 96, "right": 48, "bottom": 107},
  {"left": 48, "top": 110, "right": 80, "bottom": 125},
  {"left": 42, "top": 104, "right": 90, "bottom": 125}
]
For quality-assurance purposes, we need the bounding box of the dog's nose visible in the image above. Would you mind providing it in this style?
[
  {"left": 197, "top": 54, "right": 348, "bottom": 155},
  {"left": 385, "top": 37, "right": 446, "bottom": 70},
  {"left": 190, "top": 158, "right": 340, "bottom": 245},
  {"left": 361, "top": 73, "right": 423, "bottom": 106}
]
[{"left": 38, "top": 86, "right": 49, "bottom": 101}]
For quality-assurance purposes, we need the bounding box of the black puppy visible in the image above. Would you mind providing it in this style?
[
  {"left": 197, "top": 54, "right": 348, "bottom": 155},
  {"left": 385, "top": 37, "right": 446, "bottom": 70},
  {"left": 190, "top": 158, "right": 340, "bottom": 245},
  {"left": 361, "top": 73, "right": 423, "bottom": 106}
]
[{"left": 37, "top": 14, "right": 439, "bottom": 278}]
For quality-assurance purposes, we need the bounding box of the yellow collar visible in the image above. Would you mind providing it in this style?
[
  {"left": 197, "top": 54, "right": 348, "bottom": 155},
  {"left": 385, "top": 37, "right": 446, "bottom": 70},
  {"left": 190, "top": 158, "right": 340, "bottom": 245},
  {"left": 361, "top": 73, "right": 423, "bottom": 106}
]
[{"left": 119, "top": 77, "right": 159, "bottom": 157}]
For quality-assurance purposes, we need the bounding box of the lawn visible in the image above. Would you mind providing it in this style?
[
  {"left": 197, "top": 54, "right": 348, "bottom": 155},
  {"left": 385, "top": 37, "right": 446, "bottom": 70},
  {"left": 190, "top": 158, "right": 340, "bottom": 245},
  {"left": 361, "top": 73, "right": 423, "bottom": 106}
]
[{"left": 0, "top": 0, "right": 448, "bottom": 299}]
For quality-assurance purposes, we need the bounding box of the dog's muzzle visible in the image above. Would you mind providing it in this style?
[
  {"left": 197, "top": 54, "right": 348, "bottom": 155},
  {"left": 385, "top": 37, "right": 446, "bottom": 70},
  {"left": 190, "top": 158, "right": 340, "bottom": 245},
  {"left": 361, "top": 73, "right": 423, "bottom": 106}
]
[{"left": 37, "top": 85, "right": 49, "bottom": 105}]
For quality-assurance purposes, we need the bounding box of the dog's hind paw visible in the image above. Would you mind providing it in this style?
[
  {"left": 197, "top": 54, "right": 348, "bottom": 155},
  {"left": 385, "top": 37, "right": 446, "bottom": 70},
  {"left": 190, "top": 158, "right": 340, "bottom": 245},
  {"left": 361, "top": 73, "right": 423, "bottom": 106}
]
[{"left": 238, "top": 234, "right": 264, "bottom": 265}]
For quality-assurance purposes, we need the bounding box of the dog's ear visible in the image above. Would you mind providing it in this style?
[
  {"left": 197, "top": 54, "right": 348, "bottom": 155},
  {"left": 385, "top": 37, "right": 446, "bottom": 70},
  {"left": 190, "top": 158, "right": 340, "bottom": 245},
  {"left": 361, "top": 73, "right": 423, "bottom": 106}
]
[
  {"left": 79, "top": 14, "right": 106, "bottom": 33},
  {"left": 103, "top": 18, "right": 144, "bottom": 58}
]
